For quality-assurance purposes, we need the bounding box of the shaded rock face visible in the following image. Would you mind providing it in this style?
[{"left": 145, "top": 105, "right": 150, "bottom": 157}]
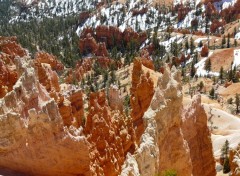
[
  {"left": 35, "top": 52, "right": 64, "bottom": 72},
  {"left": 0, "top": 58, "right": 18, "bottom": 98},
  {"left": 121, "top": 66, "right": 216, "bottom": 176},
  {"left": 79, "top": 33, "right": 98, "bottom": 55},
  {"left": 130, "top": 59, "right": 154, "bottom": 143},
  {"left": 181, "top": 95, "right": 216, "bottom": 176},
  {"left": 0, "top": 37, "right": 27, "bottom": 98},
  {"left": 230, "top": 145, "right": 240, "bottom": 176},
  {"left": 0, "top": 57, "right": 91, "bottom": 176},
  {"left": 80, "top": 26, "right": 147, "bottom": 55},
  {"left": 0, "top": 36, "right": 26, "bottom": 58},
  {"left": 84, "top": 91, "right": 135, "bottom": 176}
]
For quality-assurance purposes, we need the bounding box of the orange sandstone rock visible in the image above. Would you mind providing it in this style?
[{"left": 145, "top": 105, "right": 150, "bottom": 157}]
[
  {"left": 35, "top": 52, "right": 64, "bottom": 72},
  {"left": 84, "top": 91, "right": 135, "bottom": 176},
  {"left": 182, "top": 95, "right": 216, "bottom": 176},
  {"left": 130, "top": 59, "right": 154, "bottom": 142}
]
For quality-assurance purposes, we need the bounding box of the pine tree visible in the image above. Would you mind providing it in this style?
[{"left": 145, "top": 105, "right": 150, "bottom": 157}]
[
  {"left": 219, "top": 66, "right": 224, "bottom": 84},
  {"left": 236, "top": 93, "right": 240, "bottom": 114},
  {"left": 190, "top": 62, "right": 196, "bottom": 78},
  {"left": 227, "top": 33, "right": 230, "bottom": 48},
  {"left": 190, "top": 37, "right": 195, "bottom": 54},
  {"left": 221, "top": 140, "right": 230, "bottom": 174},
  {"left": 209, "top": 87, "right": 215, "bottom": 99},
  {"left": 222, "top": 35, "right": 226, "bottom": 48},
  {"left": 205, "top": 59, "right": 211, "bottom": 72}
]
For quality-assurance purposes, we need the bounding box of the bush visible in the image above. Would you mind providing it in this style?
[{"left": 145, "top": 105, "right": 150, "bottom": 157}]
[{"left": 161, "top": 169, "right": 177, "bottom": 176}]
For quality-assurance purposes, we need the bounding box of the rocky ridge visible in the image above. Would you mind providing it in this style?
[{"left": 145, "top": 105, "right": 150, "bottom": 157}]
[{"left": 0, "top": 37, "right": 217, "bottom": 175}]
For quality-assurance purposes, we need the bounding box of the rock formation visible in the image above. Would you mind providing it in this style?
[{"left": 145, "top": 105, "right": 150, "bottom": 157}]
[
  {"left": 0, "top": 37, "right": 217, "bottom": 176},
  {"left": 182, "top": 95, "right": 216, "bottom": 176},
  {"left": 0, "top": 56, "right": 91, "bottom": 176},
  {"left": 79, "top": 33, "right": 98, "bottom": 54},
  {"left": 0, "top": 57, "right": 18, "bottom": 98},
  {"left": 35, "top": 52, "right": 64, "bottom": 72},
  {"left": 84, "top": 91, "right": 135, "bottom": 176},
  {"left": 121, "top": 66, "right": 216, "bottom": 176},
  {"left": 0, "top": 36, "right": 26, "bottom": 58},
  {"left": 130, "top": 59, "right": 154, "bottom": 143}
]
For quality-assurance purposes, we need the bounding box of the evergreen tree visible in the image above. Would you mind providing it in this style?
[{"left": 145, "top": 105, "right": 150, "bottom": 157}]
[
  {"left": 209, "top": 87, "right": 215, "bottom": 99},
  {"left": 222, "top": 35, "right": 226, "bottom": 48},
  {"left": 227, "top": 33, "right": 230, "bottom": 48},
  {"left": 236, "top": 93, "right": 240, "bottom": 114},
  {"left": 205, "top": 59, "right": 211, "bottom": 72},
  {"left": 190, "top": 62, "right": 196, "bottom": 78},
  {"left": 221, "top": 140, "right": 230, "bottom": 174},
  {"left": 190, "top": 37, "right": 195, "bottom": 54},
  {"left": 219, "top": 66, "right": 224, "bottom": 84}
]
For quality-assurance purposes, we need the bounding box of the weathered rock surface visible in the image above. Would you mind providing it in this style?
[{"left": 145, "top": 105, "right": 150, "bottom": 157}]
[
  {"left": 121, "top": 66, "right": 216, "bottom": 176},
  {"left": 130, "top": 59, "right": 154, "bottom": 143},
  {"left": 35, "top": 52, "right": 64, "bottom": 72},
  {"left": 84, "top": 91, "right": 135, "bottom": 176},
  {"left": 0, "top": 36, "right": 26, "bottom": 58},
  {"left": 182, "top": 95, "right": 216, "bottom": 176},
  {"left": 0, "top": 57, "right": 91, "bottom": 176}
]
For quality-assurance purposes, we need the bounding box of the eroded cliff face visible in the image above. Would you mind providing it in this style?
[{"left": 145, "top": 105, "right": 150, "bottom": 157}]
[
  {"left": 0, "top": 57, "right": 91, "bottom": 176},
  {"left": 182, "top": 95, "right": 216, "bottom": 176},
  {"left": 121, "top": 66, "right": 216, "bottom": 176},
  {"left": 84, "top": 91, "right": 135, "bottom": 176},
  {"left": 130, "top": 59, "right": 154, "bottom": 143},
  {"left": 0, "top": 37, "right": 217, "bottom": 176}
]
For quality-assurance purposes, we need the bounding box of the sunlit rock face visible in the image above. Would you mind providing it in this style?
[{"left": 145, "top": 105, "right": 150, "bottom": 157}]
[
  {"left": 130, "top": 59, "right": 154, "bottom": 143},
  {"left": 0, "top": 56, "right": 91, "bottom": 176},
  {"left": 84, "top": 91, "right": 135, "bottom": 176},
  {"left": 182, "top": 95, "right": 217, "bottom": 176},
  {"left": 121, "top": 66, "right": 216, "bottom": 176},
  {"left": 0, "top": 36, "right": 216, "bottom": 176}
]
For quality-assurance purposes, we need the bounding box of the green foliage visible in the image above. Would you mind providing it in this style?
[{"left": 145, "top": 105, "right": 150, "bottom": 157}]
[
  {"left": 161, "top": 169, "right": 177, "bottom": 176},
  {"left": 190, "top": 62, "right": 196, "bottom": 78},
  {"left": 198, "top": 81, "right": 204, "bottom": 91},
  {"left": 227, "top": 97, "right": 233, "bottom": 104},
  {"left": 220, "top": 140, "right": 230, "bottom": 173},
  {"left": 205, "top": 58, "right": 211, "bottom": 72},
  {"left": 223, "top": 157, "right": 230, "bottom": 173},
  {"left": 190, "top": 37, "right": 195, "bottom": 54},
  {"left": 209, "top": 87, "right": 215, "bottom": 99},
  {"left": 236, "top": 93, "right": 240, "bottom": 113},
  {"left": 219, "top": 66, "right": 224, "bottom": 83},
  {"left": 0, "top": 13, "right": 80, "bottom": 67}
]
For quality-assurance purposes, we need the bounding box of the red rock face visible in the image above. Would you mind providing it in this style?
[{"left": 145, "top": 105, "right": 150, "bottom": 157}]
[
  {"left": 0, "top": 37, "right": 27, "bottom": 98},
  {"left": 79, "top": 11, "right": 90, "bottom": 24},
  {"left": 130, "top": 59, "right": 154, "bottom": 143},
  {"left": 96, "top": 25, "right": 123, "bottom": 47},
  {"left": 201, "top": 45, "right": 209, "bottom": 57},
  {"left": 181, "top": 95, "right": 216, "bottom": 176},
  {"left": 132, "top": 7, "right": 148, "bottom": 16},
  {"left": 35, "top": 52, "right": 64, "bottom": 72},
  {"left": 0, "top": 36, "right": 26, "bottom": 58},
  {"left": 84, "top": 91, "right": 135, "bottom": 176},
  {"left": 95, "top": 42, "right": 109, "bottom": 57},
  {"left": 79, "top": 33, "right": 98, "bottom": 54},
  {"left": 175, "top": 4, "right": 191, "bottom": 22},
  {"left": 0, "top": 58, "right": 18, "bottom": 98},
  {"left": 221, "top": 0, "right": 240, "bottom": 22}
]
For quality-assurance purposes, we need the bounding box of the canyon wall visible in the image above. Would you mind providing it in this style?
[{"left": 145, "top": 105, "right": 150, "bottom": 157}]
[
  {"left": 0, "top": 37, "right": 217, "bottom": 176},
  {"left": 121, "top": 66, "right": 216, "bottom": 176}
]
